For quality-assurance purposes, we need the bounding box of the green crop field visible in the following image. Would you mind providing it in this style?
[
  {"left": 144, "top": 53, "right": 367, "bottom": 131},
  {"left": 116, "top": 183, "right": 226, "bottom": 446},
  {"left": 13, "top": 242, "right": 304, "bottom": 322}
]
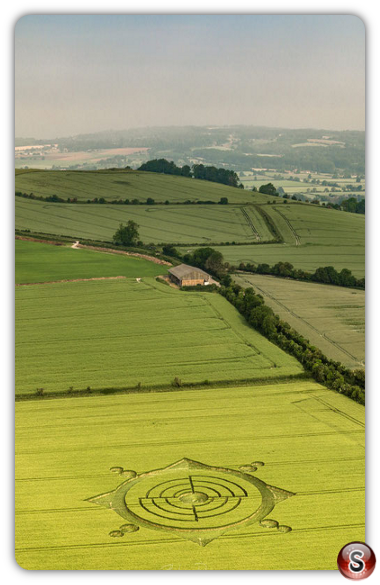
[
  {"left": 15, "top": 380, "right": 364, "bottom": 570},
  {"left": 15, "top": 172, "right": 365, "bottom": 276},
  {"left": 207, "top": 243, "right": 365, "bottom": 277},
  {"left": 15, "top": 277, "right": 302, "bottom": 395},
  {"left": 15, "top": 169, "right": 273, "bottom": 204},
  {"left": 180, "top": 203, "right": 365, "bottom": 276},
  {"left": 234, "top": 274, "right": 365, "bottom": 369},
  {"left": 15, "top": 198, "right": 273, "bottom": 244},
  {"left": 263, "top": 203, "right": 364, "bottom": 248}
]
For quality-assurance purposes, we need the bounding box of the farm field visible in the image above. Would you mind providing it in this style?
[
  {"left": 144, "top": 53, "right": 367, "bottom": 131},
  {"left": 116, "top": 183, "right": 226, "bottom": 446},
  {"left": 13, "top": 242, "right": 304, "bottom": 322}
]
[
  {"left": 15, "top": 278, "right": 303, "bottom": 395},
  {"left": 210, "top": 243, "right": 365, "bottom": 277},
  {"left": 15, "top": 198, "right": 273, "bottom": 244},
  {"left": 15, "top": 202, "right": 364, "bottom": 276},
  {"left": 241, "top": 172, "right": 365, "bottom": 200},
  {"left": 15, "top": 380, "right": 365, "bottom": 570},
  {"left": 180, "top": 203, "right": 365, "bottom": 276},
  {"left": 234, "top": 274, "right": 365, "bottom": 369},
  {"left": 15, "top": 239, "right": 169, "bottom": 284},
  {"left": 15, "top": 146, "right": 150, "bottom": 169},
  {"left": 263, "top": 203, "right": 364, "bottom": 248},
  {"left": 15, "top": 172, "right": 365, "bottom": 276},
  {"left": 15, "top": 169, "right": 272, "bottom": 204},
  {"left": 14, "top": 168, "right": 366, "bottom": 571}
]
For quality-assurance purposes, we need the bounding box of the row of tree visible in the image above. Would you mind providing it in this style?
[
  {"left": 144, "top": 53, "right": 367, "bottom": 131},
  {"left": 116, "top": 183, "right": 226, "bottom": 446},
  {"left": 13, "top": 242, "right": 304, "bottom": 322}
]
[
  {"left": 16, "top": 191, "right": 229, "bottom": 206},
  {"left": 138, "top": 159, "right": 242, "bottom": 188},
  {"left": 238, "top": 261, "right": 364, "bottom": 289}
]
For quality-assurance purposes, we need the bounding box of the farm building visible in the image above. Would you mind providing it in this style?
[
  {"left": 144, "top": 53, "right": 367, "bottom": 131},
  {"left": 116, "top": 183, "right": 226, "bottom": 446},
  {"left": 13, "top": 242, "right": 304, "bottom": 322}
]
[{"left": 168, "top": 263, "right": 211, "bottom": 287}]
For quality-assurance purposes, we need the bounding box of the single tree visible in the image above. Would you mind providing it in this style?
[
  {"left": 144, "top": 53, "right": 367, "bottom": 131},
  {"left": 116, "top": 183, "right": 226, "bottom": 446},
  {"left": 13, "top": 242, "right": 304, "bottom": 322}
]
[{"left": 113, "top": 221, "right": 140, "bottom": 246}]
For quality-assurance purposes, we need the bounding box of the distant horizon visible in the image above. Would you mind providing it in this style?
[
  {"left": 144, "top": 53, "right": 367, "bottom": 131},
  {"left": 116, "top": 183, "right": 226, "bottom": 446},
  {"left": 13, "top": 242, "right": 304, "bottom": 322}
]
[
  {"left": 15, "top": 122, "right": 365, "bottom": 142},
  {"left": 15, "top": 15, "right": 365, "bottom": 138}
]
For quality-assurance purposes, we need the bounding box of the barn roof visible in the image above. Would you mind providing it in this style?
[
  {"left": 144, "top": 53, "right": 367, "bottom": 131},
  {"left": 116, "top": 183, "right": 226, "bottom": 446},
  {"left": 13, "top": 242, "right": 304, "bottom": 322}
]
[{"left": 168, "top": 263, "right": 210, "bottom": 280}]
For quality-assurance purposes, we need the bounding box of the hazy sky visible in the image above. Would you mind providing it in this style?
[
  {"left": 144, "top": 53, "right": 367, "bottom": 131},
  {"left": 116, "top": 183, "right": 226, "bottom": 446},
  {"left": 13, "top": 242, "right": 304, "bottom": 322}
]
[{"left": 15, "top": 15, "right": 365, "bottom": 138}]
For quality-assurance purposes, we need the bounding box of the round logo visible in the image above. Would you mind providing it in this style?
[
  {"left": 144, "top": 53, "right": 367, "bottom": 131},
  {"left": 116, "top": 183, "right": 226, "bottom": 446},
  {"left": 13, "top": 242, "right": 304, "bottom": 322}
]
[{"left": 337, "top": 542, "right": 376, "bottom": 579}]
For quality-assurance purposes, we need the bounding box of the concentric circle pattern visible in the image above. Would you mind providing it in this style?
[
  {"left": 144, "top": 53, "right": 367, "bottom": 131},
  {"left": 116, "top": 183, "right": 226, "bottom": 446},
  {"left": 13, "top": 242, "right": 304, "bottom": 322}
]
[
  {"left": 87, "top": 458, "right": 295, "bottom": 545},
  {"left": 125, "top": 471, "right": 262, "bottom": 529}
]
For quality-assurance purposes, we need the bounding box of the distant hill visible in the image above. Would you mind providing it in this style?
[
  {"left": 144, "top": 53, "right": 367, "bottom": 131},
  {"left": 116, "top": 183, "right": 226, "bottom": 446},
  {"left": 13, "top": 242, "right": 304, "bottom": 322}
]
[{"left": 15, "top": 125, "right": 365, "bottom": 174}]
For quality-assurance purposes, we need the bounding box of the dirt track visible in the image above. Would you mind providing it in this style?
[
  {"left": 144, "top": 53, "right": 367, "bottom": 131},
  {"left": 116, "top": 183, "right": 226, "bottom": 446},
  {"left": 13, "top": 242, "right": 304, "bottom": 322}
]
[{"left": 73, "top": 243, "right": 172, "bottom": 266}]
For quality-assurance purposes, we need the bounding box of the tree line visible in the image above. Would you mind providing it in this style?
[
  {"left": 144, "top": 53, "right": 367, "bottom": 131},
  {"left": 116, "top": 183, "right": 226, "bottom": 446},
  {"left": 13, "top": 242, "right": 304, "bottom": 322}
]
[
  {"left": 238, "top": 261, "right": 364, "bottom": 289},
  {"left": 15, "top": 191, "right": 229, "bottom": 206},
  {"left": 138, "top": 158, "right": 242, "bottom": 188}
]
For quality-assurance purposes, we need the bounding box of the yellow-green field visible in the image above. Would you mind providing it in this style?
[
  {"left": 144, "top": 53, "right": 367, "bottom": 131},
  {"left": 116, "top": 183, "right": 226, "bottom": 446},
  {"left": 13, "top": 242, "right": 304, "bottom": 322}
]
[{"left": 15, "top": 381, "right": 364, "bottom": 570}]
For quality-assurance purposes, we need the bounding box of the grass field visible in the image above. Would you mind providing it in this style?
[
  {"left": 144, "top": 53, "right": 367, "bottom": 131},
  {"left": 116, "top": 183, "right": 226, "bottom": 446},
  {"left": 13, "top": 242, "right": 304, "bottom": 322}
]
[
  {"left": 15, "top": 200, "right": 364, "bottom": 275},
  {"left": 234, "top": 274, "right": 365, "bottom": 369},
  {"left": 15, "top": 278, "right": 303, "bottom": 395},
  {"left": 15, "top": 239, "right": 168, "bottom": 284},
  {"left": 15, "top": 380, "right": 364, "bottom": 570}
]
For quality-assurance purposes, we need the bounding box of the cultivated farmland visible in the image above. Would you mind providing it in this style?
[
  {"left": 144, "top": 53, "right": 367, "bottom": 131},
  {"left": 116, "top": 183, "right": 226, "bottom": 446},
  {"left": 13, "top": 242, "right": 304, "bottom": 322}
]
[
  {"left": 15, "top": 198, "right": 273, "bottom": 244},
  {"left": 15, "top": 171, "right": 365, "bottom": 276},
  {"left": 15, "top": 380, "right": 364, "bottom": 570},
  {"left": 15, "top": 169, "right": 272, "bottom": 204},
  {"left": 234, "top": 273, "right": 365, "bottom": 369},
  {"left": 14, "top": 168, "right": 366, "bottom": 571},
  {"left": 180, "top": 203, "right": 365, "bottom": 276},
  {"left": 15, "top": 278, "right": 303, "bottom": 395}
]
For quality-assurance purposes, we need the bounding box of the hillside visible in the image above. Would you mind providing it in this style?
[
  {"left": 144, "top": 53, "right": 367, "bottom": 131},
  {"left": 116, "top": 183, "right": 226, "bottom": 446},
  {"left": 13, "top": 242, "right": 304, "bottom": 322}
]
[
  {"left": 15, "top": 170, "right": 364, "bottom": 275},
  {"left": 15, "top": 169, "right": 273, "bottom": 204}
]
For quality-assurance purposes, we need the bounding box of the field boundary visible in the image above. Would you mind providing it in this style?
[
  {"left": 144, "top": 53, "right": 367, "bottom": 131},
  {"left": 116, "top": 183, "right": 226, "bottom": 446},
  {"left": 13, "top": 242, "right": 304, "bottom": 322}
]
[
  {"left": 16, "top": 275, "right": 127, "bottom": 286},
  {"left": 15, "top": 372, "right": 312, "bottom": 401}
]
